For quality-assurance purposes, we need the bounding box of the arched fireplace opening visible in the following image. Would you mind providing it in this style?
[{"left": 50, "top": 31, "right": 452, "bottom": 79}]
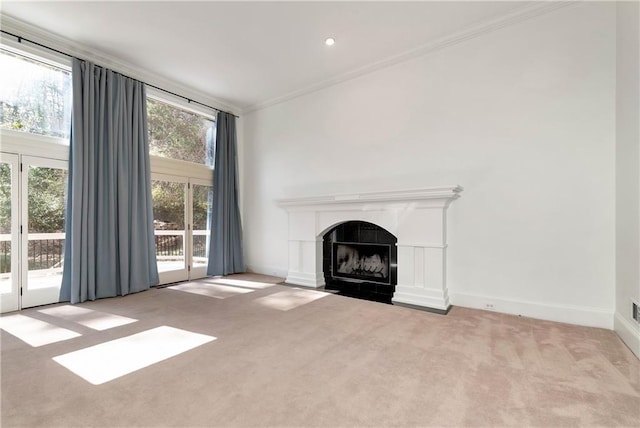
[{"left": 322, "top": 221, "right": 397, "bottom": 304}]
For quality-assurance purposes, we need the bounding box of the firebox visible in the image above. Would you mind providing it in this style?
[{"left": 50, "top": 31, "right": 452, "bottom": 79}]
[
  {"left": 323, "top": 221, "right": 397, "bottom": 303},
  {"left": 332, "top": 242, "right": 391, "bottom": 284}
]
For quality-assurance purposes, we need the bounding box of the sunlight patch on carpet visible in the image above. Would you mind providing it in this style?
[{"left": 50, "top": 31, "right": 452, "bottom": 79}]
[
  {"left": 38, "top": 306, "right": 137, "bottom": 331},
  {"left": 0, "top": 314, "right": 81, "bottom": 347},
  {"left": 203, "top": 277, "right": 277, "bottom": 289},
  {"left": 168, "top": 282, "right": 254, "bottom": 299},
  {"left": 52, "top": 326, "right": 216, "bottom": 385},
  {"left": 254, "top": 288, "right": 329, "bottom": 311}
]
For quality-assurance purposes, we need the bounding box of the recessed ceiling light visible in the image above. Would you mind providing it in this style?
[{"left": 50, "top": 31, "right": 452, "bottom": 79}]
[{"left": 325, "top": 37, "right": 335, "bottom": 46}]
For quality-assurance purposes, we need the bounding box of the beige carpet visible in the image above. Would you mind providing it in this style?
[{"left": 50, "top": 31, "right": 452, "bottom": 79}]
[{"left": 1, "top": 273, "right": 639, "bottom": 427}]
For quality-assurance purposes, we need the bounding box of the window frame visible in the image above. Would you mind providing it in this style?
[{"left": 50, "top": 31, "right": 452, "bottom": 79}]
[
  {"left": 0, "top": 36, "right": 72, "bottom": 73},
  {"left": 146, "top": 90, "right": 215, "bottom": 182},
  {"left": 0, "top": 40, "right": 217, "bottom": 181},
  {"left": 1, "top": 42, "right": 73, "bottom": 141}
]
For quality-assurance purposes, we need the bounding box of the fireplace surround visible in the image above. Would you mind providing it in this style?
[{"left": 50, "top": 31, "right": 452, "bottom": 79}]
[{"left": 277, "top": 186, "right": 463, "bottom": 311}]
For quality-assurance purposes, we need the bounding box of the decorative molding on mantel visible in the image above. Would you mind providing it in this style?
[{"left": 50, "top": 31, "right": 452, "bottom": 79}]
[
  {"left": 243, "top": 1, "right": 578, "bottom": 114},
  {"left": 278, "top": 186, "right": 463, "bottom": 312},
  {"left": 277, "top": 186, "right": 463, "bottom": 210},
  {"left": 0, "top": 14, "right": 240, "bottom": 116}
]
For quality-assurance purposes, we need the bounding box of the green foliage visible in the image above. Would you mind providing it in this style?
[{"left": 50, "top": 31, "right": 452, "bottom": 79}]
[
  {"left": 147, "top": 98, "right": 214, "bottom": 164},
  {"left": 152, "top": 181, "right": 185, "bottom": 228},
  {"left": 0, "top": 164, "right": 66, "bottom": 273},
  {"left": 147, "top": 99, "right": 214, "bottom": 233},
  {"left": 0, "top": 56, "right": 214, "bottom": 271},
  {"left": 0, "top": 253, "right": 10, "bottom": 274},
  {"left": 0, "top": 163, "right": 11, "bottom": 234},
  {"left": 151, "top": 182, "right": 211, "bottom": 231},
  {"left": 0, "top": 51, "right": 71, "bottom": 139},
  {"left": 192, "top": 185, "right": 212, "bottom": 231},
  {"left": 28, "top": 167, "right": 67, "bottom": 233}
]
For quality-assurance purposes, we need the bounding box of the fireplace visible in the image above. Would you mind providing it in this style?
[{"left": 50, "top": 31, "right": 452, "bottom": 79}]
[
  {"left": 277, "top": 186, "right": 463, "bottom": 311},
  {"left": 323, "top": 221, "right": 397, "bottom": 303},
  {"left": 333, "top": 243, "right": 390, "bottom": 284}
]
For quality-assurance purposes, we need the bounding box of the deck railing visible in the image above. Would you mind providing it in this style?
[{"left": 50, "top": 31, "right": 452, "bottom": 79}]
[
  {"left": 153, "top": 230, "right": 207, "bottom": 258},
  {"left": 28, "top": 233, "right": 65, "bottom": 270},
  {"left": 0, "top": 232, "right": 66, "bottom": 273},
  {"left": 0, "top": 230, "right": 209, "bottom": 274}
]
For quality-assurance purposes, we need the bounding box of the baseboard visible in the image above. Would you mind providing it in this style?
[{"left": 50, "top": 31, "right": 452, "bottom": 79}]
[
  {"left": 614, "top": 312, "right": 640, "bottom": 359},
  {"left": 450, "top": 291, "right": 613, "bottom": 329},
  {"left": 392, "top": 285, "right": 450, "bottom": 311},
  {"left": 392, "top": 301, "right": 451, "bottom": 315},
  {"left": 285, "top": 271, "right": 325, "bottom": 288},
  {"left": 248, "top": 265, "right": 325, "bottom": 288},
  {"left": 245, "top": 264, "right": 288, "bottom": 279}
]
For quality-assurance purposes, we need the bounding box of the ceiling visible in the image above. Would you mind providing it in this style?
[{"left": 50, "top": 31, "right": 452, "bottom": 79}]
[{"left": 1, "top": 1, "right": 539, "bottom": 113}]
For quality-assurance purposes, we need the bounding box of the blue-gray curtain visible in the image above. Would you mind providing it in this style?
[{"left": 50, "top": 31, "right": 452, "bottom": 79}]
[
  {"left": 207, "top": 112, "right": 244, "bottom": 276},
  {"left": 60, "top": 59, "right": 159, "bottom": 304}
]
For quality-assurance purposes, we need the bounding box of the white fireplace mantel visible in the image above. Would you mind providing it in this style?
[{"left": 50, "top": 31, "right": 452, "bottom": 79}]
[{"left": 277, "top": 186, "right": 463, "bottom": 311}]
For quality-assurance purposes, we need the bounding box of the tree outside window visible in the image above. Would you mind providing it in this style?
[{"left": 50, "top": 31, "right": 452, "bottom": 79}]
[
  {"left": 147, "top": 98, "right": 215, "bottom": 166},
  {"left": 0, "top": 49, "right": 71, "bottom": 139}
]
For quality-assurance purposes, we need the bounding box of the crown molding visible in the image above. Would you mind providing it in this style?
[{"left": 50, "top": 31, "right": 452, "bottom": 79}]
[
  {"left": 0, "top": 13, "right": 241, "bottom": 116},
  {"left": 242, "top": 1, "right": 579, "bottom": 114},
  {"left": 0, "top": 2, "right": 580, "bottom": 117}
]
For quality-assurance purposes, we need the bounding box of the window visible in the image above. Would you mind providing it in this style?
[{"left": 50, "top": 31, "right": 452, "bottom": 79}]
[
  {"left": 1, "top": 45, "right": 70, "bottom": 312},
  {"left": 0, "top": 49, "right": 71, "bottom": 139},
  {"left": 146, "top": 96, "right": 215, "bottom": 285},
  {"left": 147, "top": 98, "right": 215, "bottom": 166},
  {"left": 1, "top": 42, "right": 218, "bottom": 296}
]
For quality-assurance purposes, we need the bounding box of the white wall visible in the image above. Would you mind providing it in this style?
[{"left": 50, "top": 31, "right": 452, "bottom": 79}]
[
  {"left": 615, "top": 1, "right": 640, "bottom": 357},
  {"left": 242, "top": 3, "right": 616, "bottom": 328}
]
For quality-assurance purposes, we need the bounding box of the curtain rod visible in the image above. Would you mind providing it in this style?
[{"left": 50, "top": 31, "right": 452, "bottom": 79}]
[{"left": 1, "top": 29, "right": 239, "bottom": 118}]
